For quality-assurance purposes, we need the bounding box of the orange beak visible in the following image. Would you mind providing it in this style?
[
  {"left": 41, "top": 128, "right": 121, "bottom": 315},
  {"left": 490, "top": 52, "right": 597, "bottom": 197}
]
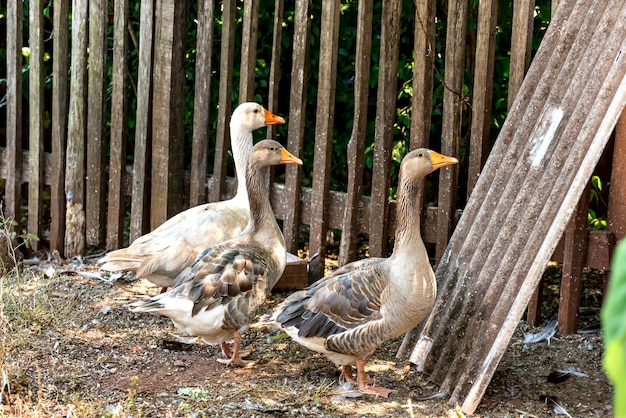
[
  {"left": 430, "top": 151, "right": 459, "bottom": 169},
  {"left": 264, "top": 108, "right": 286, "bottom": 126},
  {"left": 280, "top": 148, "right": 303, "bottom": 165}
]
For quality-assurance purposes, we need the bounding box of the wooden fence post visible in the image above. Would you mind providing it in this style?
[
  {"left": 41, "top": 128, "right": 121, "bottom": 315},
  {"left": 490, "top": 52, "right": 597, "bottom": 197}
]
[
  {"left": 339, "top": 0, "right": 373, "bottom": 267},
  {"left": 308, "top": 0, "right": 341, "bottom": 281},
  {"left": 28, "top": 0, "right": 45, "bottom": 252},
  {"left": 65, "top": 0, "right": 88, "bottom": 257},
  {"left": 189, "top": 0, "right": 216, "bottom": 207},
  {"left": 50, "top": 0, "right": 70, "bottom": 255},
  {"left": 6, "top": 0, "right": 23, "bottom": 228},
  {"left": 239, "top": 0, "right": 261, "bottom": 103},
  {"left": 435, "top": 0, "right": 466, "bottom": 263},
  {"left": 86, "top": 0, "right": 109, "bottom": 247},
  {"left": 150, "top": 0, "right": 189, "bottom": 228},
  {"left": 608, "top": 111, "right": 626, "bottom": 241},
  {"left": 369, "top": 0, "right": 402, "bottom": 258},
  {"left": 266, "top": 0, "right": 285, "bottom": 140},
  {"left": 106, "top": 0, "right": 130, "bottom": 250},
  {"left": 130, "top": 0, "right": 155, "bottom": 243},
  {"left": 209, "top": 0, "right": 236, "bottom": 204},
  {"left": 283, "top": 0, "right": 312, "bottom": 254}
]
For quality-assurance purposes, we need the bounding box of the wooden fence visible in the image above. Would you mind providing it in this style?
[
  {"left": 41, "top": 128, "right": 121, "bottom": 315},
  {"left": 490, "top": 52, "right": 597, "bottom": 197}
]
[{"left": 1, "top": 0, "right": 624, "bottom": 317}]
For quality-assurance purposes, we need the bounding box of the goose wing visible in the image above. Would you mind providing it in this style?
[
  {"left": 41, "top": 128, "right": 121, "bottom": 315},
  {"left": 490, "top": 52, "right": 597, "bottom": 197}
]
[{"left": 275, "top": 258, "right": 387, "bottom": 339}]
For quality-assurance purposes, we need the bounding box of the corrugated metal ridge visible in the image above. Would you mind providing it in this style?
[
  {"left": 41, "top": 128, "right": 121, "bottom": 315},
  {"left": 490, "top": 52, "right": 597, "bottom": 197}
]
[{"left": 410, "top": 0, "right": 626, "bottom": 413}]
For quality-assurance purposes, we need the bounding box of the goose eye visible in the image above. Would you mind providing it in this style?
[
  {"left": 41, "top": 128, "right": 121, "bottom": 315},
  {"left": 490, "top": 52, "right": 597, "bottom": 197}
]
[{"left": 417, "top": 152, "right": 424, "bottom": 158}]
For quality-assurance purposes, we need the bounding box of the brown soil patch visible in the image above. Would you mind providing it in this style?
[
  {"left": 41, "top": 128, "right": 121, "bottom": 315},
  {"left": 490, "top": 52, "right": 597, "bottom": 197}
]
[{"left": 0, "top": 260, "right": 613, "bottom": 417}]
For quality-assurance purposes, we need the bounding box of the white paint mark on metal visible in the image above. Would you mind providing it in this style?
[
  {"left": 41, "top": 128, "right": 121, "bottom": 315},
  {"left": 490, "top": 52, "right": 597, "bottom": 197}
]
[{"left": 529, "top": 108, "right": 564, "bottom": 168}]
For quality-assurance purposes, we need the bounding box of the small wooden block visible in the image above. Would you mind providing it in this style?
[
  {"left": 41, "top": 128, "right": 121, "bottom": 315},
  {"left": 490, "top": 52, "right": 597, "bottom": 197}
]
[{"left": 274, "top": 252, "right": 308, "bottom": 290}]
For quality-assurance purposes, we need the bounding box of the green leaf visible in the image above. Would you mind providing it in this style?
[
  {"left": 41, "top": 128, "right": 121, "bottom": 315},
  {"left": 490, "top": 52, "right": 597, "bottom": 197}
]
[{"left": 602, "top": 239, "right": 626, "bottom": 416}]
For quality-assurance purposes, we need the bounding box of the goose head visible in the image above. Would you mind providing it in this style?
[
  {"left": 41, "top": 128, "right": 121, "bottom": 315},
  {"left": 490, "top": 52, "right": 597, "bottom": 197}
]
[
  {"left": 248, "top": 139, "right": 303, "bottom": 168},
  {"left": 400, "top": 148, "right": 458, "bottom": 180},
  {"left": 230, "top": 102, "right": 285, "bottom": 132}
]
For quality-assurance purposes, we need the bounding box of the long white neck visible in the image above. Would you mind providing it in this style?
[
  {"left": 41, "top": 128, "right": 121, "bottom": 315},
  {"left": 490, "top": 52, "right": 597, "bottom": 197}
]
[{"left": 230, "top": 124, "right": 255, "bottom": 199}]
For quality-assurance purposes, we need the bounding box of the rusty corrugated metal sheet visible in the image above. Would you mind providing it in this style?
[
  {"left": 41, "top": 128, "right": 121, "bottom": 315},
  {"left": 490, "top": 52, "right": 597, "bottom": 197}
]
[{"left": 410, "top": 0, "right": 626, "bottom": 414}]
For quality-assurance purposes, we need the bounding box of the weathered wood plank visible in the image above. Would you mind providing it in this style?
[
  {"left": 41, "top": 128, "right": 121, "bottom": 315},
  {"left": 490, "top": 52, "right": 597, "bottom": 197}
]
[
  {"left": 526, "top": 278, "right": 544, "bottom": 326},
  {"left": 307, "top": 0, "right": 341, "bottom": 281},
  {"left": 368, "top": 0, "right": 402, "bottom": 258},
  {"left": 6, "top": 0, "right": 23, "bottom": 226},
  {"left": 608, "top": 111, "right": 626, "bottom": 240},
  {"left": 28, "top": 0, "right": 45, "bottom": 251},
  {"left": 338, "top": 0, "right": 373, "bottom": 266},
  {"left": 130, "top": 0, "right": 155, "bottom": 243},
  {"left": 507, "top": 0, "right": 535, "bottom": 109},
  {"left": 558, "top": 184, "right": 590, "bottom": 335},
  {"left": 150, "top": 0, "right": 188, "bottom": 228},
  {"left": 86, "top": 0, "right": 108, "bottom": 247},
  {"left": 410, "top": 1, "right": 626, "bottom": 413},
  {"left": 209, "top": 0, "right": 236, "bottom": 203},
  {"left": 239, "top": 0, "right": 260, "bottom": 103},
  {"left": 468, "top": 0, "right": 498, "bottom": 198},
  {"left": 106, "top": 0, "right": 130, "bottom": 250},
  {"left": 65, "top": 0, "right": 89, "bottom": 257},
  {"left": 410, "top": 0, "right": 435, "bottom": 150},
  {"left": 189, "top": 0, "right": 216, "bottom": 207},
  {"left": 435, "top": 0, "right": 465, "bottom": 262},
  {"left": 283, "top": 0, "right": 311, "bottom": 253},
  {"left": 50, "top": 0, "right": 70, "bottom": 255},
  {"left": 266, "top": 0, "right": 284, "bottom": 140}
]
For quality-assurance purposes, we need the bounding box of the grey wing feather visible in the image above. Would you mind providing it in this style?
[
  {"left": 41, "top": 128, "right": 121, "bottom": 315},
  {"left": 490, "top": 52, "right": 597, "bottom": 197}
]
[{"left": 275, "top": 260, "right": 387, "bottom": 339}]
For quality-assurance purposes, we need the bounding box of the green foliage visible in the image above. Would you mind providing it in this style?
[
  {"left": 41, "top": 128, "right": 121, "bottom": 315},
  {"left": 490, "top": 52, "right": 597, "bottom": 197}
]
[
  {"left": 589, "top": 175, "right": 608, "bottom": 230},
  {"left": 602, "top": 239, "right": 626, "bottom": 417}
]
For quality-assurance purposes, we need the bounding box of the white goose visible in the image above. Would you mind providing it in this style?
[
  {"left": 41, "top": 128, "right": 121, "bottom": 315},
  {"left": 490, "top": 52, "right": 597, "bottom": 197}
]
[
  {"left": 267, "top": 148, "right": 458, "bottom": 396},
  {"left": 99, "top": 103, "right": 285, "bottom": 289},
  {"left": 130, "top": 140, "right": 302, "bottom": 366}
]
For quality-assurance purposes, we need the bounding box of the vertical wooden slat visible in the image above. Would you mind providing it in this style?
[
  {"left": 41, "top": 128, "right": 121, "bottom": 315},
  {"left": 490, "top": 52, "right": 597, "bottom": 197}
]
[
  {"left": 65, "top": 0, "right": 89, "bottom": 257},
  {"left": 526, "top": 278, "right": 544, "bottom": 325},
  {"left": 407, "top": 0, "right": 436, "bottom": 266},
  {"left": 411, "top": 0, "right": 435, "bottom": 151},
  {"left": 338, "top": 0, "right": 373, "bottom": 266},
  {"left": 209, "top": 0, "right": 236, "bottom": 203},
  {"left": 130, "top": 0, "right": 155, "bottom": 243},
  {"left": 6, "top": 0, "right": 23, "bottom": 225},
  {"left": 266, "top": 0, "right": 284, "bottom": 140},
  {"left": 283, "top": 0, "right": 312, "bottom": 253},
  {"left": 558, "top": 184, "right": 590, "bottom": 335},
  {"left": 239, "top": 0, "right": 260, "bottom": 103},
  {"left": 608, "top": 111, "right": 626, "bottom": 240},
  {"left": 368, "top": 0, "right": 402, "bottom": 258},
  {"left": 106, "top": 0, "right": 130, "bottom": 250},
  {"left": 189, "top": 0, "right": 216, "bottom": 207},
  {"left": 467, "top": 0, "right": 498, "bottom": 198},
  {"left": 28, "top": 0, "right": 45, "bottom": 251},
  {"left": 435, "top": 0, "right": 466, "bottom": 262},
  {"left": 150, "top": 0, "right": 188, "bottom": 229},
  {"left": 508, "top": 0, "right": 535, "bottom": 109},
  {"left": 50, "top": 0, "right": 70, "bottom": 254},
  {"left": 86, "top": 0, "right": 108, "bottom": 247},
  {"left": 307, "top": 0, "right": 341, "bottom": 281}
]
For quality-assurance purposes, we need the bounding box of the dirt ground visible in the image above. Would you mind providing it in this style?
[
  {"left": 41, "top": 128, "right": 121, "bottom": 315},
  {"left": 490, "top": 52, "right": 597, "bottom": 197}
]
[{"left": 0, "top": 257, "right": 614, "bottom": 417}]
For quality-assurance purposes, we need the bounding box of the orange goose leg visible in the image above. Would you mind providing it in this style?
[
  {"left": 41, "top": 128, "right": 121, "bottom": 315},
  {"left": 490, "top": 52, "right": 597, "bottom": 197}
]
[
  {"left": 355, "top": 359, "right": 396, "bottom": 398},
  {"left": 217, "top": 331, "right": 251, "bottom": 367}
]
